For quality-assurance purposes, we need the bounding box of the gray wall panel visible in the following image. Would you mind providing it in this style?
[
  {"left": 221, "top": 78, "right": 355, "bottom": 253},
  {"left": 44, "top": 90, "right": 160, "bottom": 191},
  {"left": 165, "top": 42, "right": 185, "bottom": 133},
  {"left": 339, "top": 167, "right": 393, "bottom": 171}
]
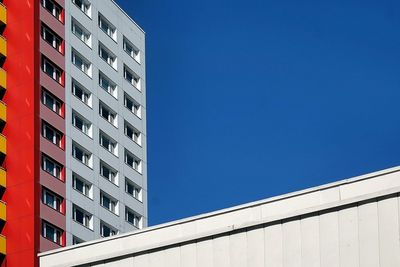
[
  {"left": 265, "top": 223, "right": 283, "bottom": 267},
  {"left": 213, "top": 235, "right": 230, "bottom": 267},
  {"left": 339, "top": 206, "right": 359, "bottom": 267},
  {"left": 180, "top": 243, "right": 196, "bottom": 267},
  {"left": 282, "top": 220, "right": 301, "bottom": 267},
  {"left": 246, "top": 228, "right": 264, "bottom": 267},
  {"left": 197, "top": 240, "right": 213, "bottom": 267},
  {"left": 164, "top": 247, "right": 181, "bottom": 267},
  {"left": 358, "top": 201, "right": 379, "bottom": 267},
  {"left": 230, "top": 231, "right": 247, "bottom": 267},
  {"left": 300, "top": 216, "right": 320, "bottom": 267},
  {"left": 378, "top": 196, "right": 400, "bottom": 266}
]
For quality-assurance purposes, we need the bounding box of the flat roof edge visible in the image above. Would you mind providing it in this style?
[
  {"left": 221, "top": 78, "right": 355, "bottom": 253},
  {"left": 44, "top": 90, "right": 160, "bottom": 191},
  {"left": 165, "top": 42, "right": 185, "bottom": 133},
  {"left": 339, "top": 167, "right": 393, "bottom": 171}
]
[
  {"left": 38, "top": 165, "right": 400, "bottom": 257},
  {"left": 110, "top": 0, "right": 145, "bottom": 34}
]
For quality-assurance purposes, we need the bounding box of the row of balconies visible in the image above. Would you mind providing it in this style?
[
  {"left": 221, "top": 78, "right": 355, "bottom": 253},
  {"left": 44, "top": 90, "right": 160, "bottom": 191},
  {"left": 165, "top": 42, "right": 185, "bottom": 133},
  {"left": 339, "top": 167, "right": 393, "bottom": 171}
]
[{"left": 0, "top": 1, "right": 6, "bottom": 257}]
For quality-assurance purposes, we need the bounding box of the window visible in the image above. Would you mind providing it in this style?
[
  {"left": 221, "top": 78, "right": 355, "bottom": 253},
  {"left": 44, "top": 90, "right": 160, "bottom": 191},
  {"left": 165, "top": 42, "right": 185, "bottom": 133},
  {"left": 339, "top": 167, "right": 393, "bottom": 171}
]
[
  {"left": 72, "top": 173, "right": 92, "bottom": 199},
  {"left": 98, "top": 14, "right": 117, "bottom": 41},
  {"left": 99, "top": 131, "right": 118, "bottom": 156},
  {"left": 71, "top": 18, "right": 92, "bottom": 47},
  {"left": 124, "top": 93, "right": 141, "bottom": 118},
  {"left": 42, "top": 56, "right": 63, "bottom": 84},
  {"left": 125, "top": 179, "right": 142, "bottom": 201},
  {"left": 73, "top": 205, "right": 93, "bottom": 229},
  {"left": 125, "top": 207, "right": 142, "bottom": 229},
  {"left": 99, "top": 102, "right": 117, "bottom": 127},
  {"left": 41, "top": 24, "right": 63, "bottom": 53},
  {"left": 72, "top": 0, "right": 91, "bottom": 17},
  {"left": 125, "top": 149, "right": 142, "bottom": 173},
  {"left": 100, "top": 161, "right": 118, "bottom": 185},
  {"left": 42, "top": 188, "right": 63, "bottom": 212},
  {"left": 42, "top": 155, "right": 63, "bottom": 180},
  {"left": 72, "top": 49, "right": 92, "bottom": 77},
  {"left": 42, "top": 89, "right": 62, "bottom": 116},
  {"left": 72, "top": 142, "right": 92, "bottom": 167},
  {"left": 123, "top": 37, "right": 140, "bottom": 63},
  {"left": 99, "top": 43, "right": 117, "bottom": 70},
  {"left": 41, "top": 0, "right": 63, "bottom": 22},
  {"left": 72, "top": 236, "right": 84, "bottom": 245},
  {"left": 42, "top": 122, "right": 63, "bottom": 148},
  {"left": 42, "top": 221, "right": 63, "bottom": 245},
  {"left": 100, "top": 221, "right": 117, "bottom": 237},
  {"left": 99, "top": 72, "right": 117, "bottom": 98},
  {"left": 72, "top": 111, "right": 92, "bottom": 137},
  {"left": 72, "top": 79, "right": 92, "bottom": 107},
  {"left": 124, "top": 65, "right": 141, "bottom": 90},
  {"left": 124, "top": 121, "right": 141, "bottom": 146},
  {"left": 100, "top": 191, "right": 119, "bottom": 215}
]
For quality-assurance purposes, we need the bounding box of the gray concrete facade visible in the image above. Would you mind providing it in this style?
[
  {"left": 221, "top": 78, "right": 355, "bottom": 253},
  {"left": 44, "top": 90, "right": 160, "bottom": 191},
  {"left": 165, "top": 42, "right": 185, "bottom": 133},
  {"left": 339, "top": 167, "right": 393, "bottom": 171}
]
[
  {"left": 64, "top": 0, "right": 147, "bottom": 245},
  {"left": 39, "top": 166, "right": 400, "bottom": 266}
]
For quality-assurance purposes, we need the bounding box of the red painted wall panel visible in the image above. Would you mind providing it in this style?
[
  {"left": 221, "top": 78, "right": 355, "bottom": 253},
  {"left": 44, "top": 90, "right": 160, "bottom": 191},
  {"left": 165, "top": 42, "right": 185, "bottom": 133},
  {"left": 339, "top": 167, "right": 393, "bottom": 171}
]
[
  {"left": 3, "top": 0, "right": 40, "bottom": 266},
  {"left": 39, "top": 0, "right": 66, "bottom": 254}
]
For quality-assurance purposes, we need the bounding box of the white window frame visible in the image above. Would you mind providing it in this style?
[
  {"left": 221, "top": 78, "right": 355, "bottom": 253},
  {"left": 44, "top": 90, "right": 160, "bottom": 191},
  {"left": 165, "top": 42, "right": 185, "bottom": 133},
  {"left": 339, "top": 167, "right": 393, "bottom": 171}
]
[
  {"left": 73, "top": 204, "right": 93, "bottom": 229},
  {"left": 125, "top": 179, "right": 142, "bottom": 202},
  {"left": 42, "top": 57, "right": 62, "bottom": 84},
  {"left": 41, "top": 0, "right": 63, "bottom": 21},
  {"left": 100, "top": 161, "right": 118, "bottom": 186},
  {"left": 123, "top": 65, "right": 141, "bottom": 90},
  {"left": 99, "top": 72, "right": 117, "bottom": 98},
  {"left": 71, "top": 49, "right": 92, "bottom": 77},
  {"left": 98, "top": 14, "right": 117, "bottom": 41},
  {"left": 100, "top": 221, "right": 118, "bottom": 237},
  {"left": 123, "top": 37, "right": 140, "bottom": 63},
  {"left": 100, "top": 191, "right": 119, "bottom": 215},
  {"left": 42, "top": 188, "right": 63, "bottom": 212},
  {"left": 41, "top": 24, "right": 63, "bottom": 53},
  {"left": 72, "top": 142, "right": 92, "bottom": 168},
  {"left": 99, "top": 102, "right": 118, "bottom": 127},
  {"left": 124, "top": 121, "right": 141, "bottom": 146},
  {"left": 42, "top": 221, "right": 63, "bottom": 245},
  {"left": 125, "top": 207, "right": 142, "bottom": 229},
  {"left": 72, "top": 0, "right": 92, "bottom": 17},
  {"left": 42, "top": 89, "right": 62, "bottom": 115},
  {"left": 71, "top": 18, "right": 92, "bottom": 47},
  {"left": 99, "top": 131, "right": 118, "bottom": 156},
  {"left": 124, "top": 149, "right": 142, "bottom": 173},
  {"left": 124, "top": 93, "right": 141, "bottom": 118},
  {"left": 42, "top": 122, "right": 62, "bottom": 148},
  {"left": 99, "top": 43, "right": 117, "bottom": 70},
  {"left": 72, "top": 79, "right": 92, "bottom": 107},
  {"left": 72, "top": 173, "right": 93, "bottom": 199},
  {"left": 72, "top": 111, "right": 92, "bottom": 137},
  {"left": 42, "top": 155, "right": 62, "bottom": 180}
]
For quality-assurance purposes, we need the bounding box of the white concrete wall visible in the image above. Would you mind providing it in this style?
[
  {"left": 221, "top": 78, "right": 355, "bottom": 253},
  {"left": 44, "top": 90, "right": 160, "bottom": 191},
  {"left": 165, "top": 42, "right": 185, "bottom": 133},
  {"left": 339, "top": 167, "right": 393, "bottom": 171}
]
[{"left": 39, "top": 167, "right": 400, "bottom": 267}]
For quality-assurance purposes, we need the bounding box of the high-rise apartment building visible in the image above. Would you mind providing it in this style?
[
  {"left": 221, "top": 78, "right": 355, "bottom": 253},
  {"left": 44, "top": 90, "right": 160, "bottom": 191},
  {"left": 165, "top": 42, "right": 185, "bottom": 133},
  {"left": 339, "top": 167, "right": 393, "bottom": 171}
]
[{"left": 1, "top": 0, "right": 147, "bottom": 266}]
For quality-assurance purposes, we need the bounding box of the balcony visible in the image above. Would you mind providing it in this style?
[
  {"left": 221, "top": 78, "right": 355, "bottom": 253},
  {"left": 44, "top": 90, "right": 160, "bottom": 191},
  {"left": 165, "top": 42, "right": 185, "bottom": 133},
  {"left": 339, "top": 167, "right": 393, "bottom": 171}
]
[
  {"left": 0, "top": 201, "right": 4, "bottom": 221},
  {"left": 0, "top": 3, "right": 6, "bottom": 26},
  {"left": 0, "top": 168, "right": 4, "bottom": 188},
  {"left": 0, "top": 36, "right": 5, "bottom": 58},
  {"left": 0, "top": 135, "right": 5, "bottom": 155},
  {"left": 0, "top": 101, "right": 5, "bottom": 123},
  {"left": 0, "top": 235, "right": 4, "bottom": 255},
  {"left": 0, "top": 68, "right": 5, "bottom": 90}
]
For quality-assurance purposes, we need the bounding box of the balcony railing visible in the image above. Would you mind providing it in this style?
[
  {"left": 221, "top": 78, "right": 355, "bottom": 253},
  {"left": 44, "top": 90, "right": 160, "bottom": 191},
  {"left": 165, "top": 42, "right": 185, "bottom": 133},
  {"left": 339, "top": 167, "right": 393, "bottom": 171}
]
[
  {"left": 0, "top": 3, "right": 6, "bottom": 25},
  {"left": 0, "top": 235, "right": 5, "bottom": 255},
  {"left": 0, "top": 134, "right": 5, "bottom": 155},
  {"left": 0, "top": 201, "right": 5, "bottom": 221}
]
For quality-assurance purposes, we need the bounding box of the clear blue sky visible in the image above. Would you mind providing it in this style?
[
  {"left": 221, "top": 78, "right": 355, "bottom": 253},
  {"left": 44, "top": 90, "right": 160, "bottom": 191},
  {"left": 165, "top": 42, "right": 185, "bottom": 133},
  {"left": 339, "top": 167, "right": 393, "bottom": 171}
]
[{"left": 116, "top": 0, "right": 400, "bottom": 225}]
